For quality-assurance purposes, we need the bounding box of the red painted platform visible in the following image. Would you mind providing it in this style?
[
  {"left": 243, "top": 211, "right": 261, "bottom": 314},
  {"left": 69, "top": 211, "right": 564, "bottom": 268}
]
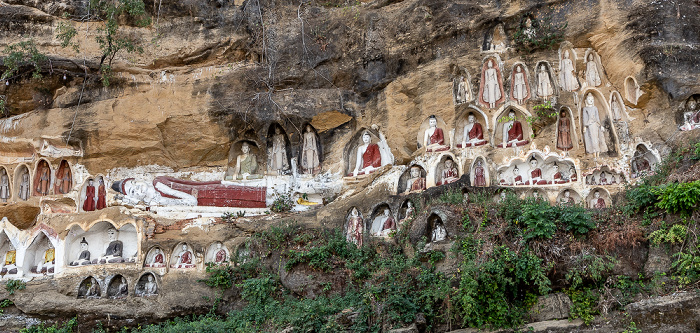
[{"left": 153, "top": 176, "right": 267, "bottom": 208}]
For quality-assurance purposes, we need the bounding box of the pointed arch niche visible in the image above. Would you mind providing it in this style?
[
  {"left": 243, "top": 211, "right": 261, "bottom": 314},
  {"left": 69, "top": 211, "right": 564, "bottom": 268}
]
[
  {"left": 54, "top": 160, "right": 73, "bottom": 195},
  {"left": 25, "top": 231, "right": 57, "bottom": 275},
  {"left": 0, "top": 166, "right": 11, "bottom": 203},
  {"left": 13, "top": 164, "right": 30, "bottom": 201},
  {"left": 580, "top": 88, "right": 620, "bottom": 157},
  {"left": 492, "top": 104, "right": 532, "bottom": 148},
  {"left": 266, "top": 123, "right": 291, "bottom": 175},
  {"left": 32, "top": 159, "right": 52, "bottom": 196},
  {"left": 455, "top": 107, "right": 489, "bottom": 148},
  {"left": 555, "top": 106, "right": 579, "bottom": 151}
]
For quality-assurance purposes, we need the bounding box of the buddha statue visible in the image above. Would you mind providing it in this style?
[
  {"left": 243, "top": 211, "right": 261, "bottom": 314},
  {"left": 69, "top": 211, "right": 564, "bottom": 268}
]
[
  {"left": 499, "top": 110, "right": 528, "bottom": 147},
  {"left": 404, "top": 166, "right": 426, "bottom": 194},
  {"left": 70, "top": 237, "right": 92, "bottom": 266},
  {"left": 423, "top": 115, "right": 449, "bottom": 152},
  {"left": 171, "top": 244, "right": 195, "bottom": 268},
  {"left": 36, "top": 244, "right": 55, "bottom": 274},
  {"left": 146, "top": 248, "right": 165, "bottom": 268},
  {"left": 459, "top": 113, "right": 487, "bottom": 147},
  {"left": 0, "top": 244, "right": 17, "bottom": 275},
  {"left": 227, "top": 142, "right": 262, "bottom": 180},
  {"left": 99, "top": 227, "right": 124, "bottom": 264}
]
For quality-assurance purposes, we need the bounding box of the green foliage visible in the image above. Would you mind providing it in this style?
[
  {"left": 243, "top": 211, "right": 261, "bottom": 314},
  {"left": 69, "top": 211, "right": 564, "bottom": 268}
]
[
  {"left": 653, "top": 180, "right": 700, "bottom": 217},
  {"left": 692, "top": 142, "right": 700, "bottom": 160},
  {"left": 648, "top": 222, "right": 687, "bottom": 246},
  {"left": 56, "top": 13, "right": 79, "bottom": 53},
  {"left": 519, "top": 199, "right": 595, "bottom": 241},
  {"left": 201, "top": 258, "right": 262, "bottom": 291},
  {"left": 565, "top": 254, "right": 616, "bottom": 289},
  {"left": 270, "top": 193, "right": 294, "bottom": 213},
  {"left": 436, "top": 188, "right": 464, "bottom": 205},
  {"left": 512, "top": 13, "right": 567, "bottom": 54},
  {"left": 566, "top": 288, "right": 597, "bottom": 325},
  {"left": 20, "top": 318, "right": 77, "bottom": 333},
  {"left": 5, "top": 279, "right": 25, "bottom": 295},
  {"left": 558, "top": 204, "right": 595, "bottom": 235},
  {"left": 621, "top": 321, "right": 642, "bottom": 333},
  {"left": 0, "top": 95, "right": 6, "bottom": 117},
  {"left": 671, "top": 245, "right": 700, "bottom": 287},
  {"left": 285, "top": 229, "right": 354, "bottom": 272},
  {"left": 1, "top": 39, "right": 47, "bottom": 81}
]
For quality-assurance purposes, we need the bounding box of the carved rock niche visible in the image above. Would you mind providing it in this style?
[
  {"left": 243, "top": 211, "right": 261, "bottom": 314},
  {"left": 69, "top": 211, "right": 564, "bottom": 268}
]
[
  {"left": 397, "top": 165, "right": 427, "bottom": 195},
  {"left": 470, "top": 157, "right": 489, "bottom": 187},
  {"left": 584, "top": 166, "right": 626, "bottom": 186},
  {"left": 206, "top": 241, "right": 230, "bottom": 264},
  {"left": 452, "top": 67, "right": 473, "bottom": 105},
  {"left": 632, "top": 143, "right": 658, "bottom": 178},
  {"left": 266, "top": 123, "right": 292, "bottom": 175},
  {"left": 345, "top": 207, "right": 364, "bottom": 247},
  {"left": 135, "top": 273, "right": 158, "bottom": 297},
  {"left": 493, "top": 105, "right": 531, "bottom": 148},
  {"left": 416, "top": 115, "right": 451, "bottom": 152},
  {"left": 344, "top": 128, "right": 390, "bottom": 176},
  {"left": 32, "top": 159, "right": 52, "bottom": 196},
  {"left": 556, "top": 188, "right": 582, "bottom": 205},
  {"left": 13, "top": 165, "right": 30, "bottom": 201},
  {"left": 579, "top": 89, "right": 619, "bottom": 157},
  {"left": 398, "top": 199, "right": 414, "bottom": 222},
  {"left": 298, "top": 123, "right": 322, "bottom": 175},
  {"left": 170, "top": 242, "right": 196, "bottom": 269},
  {"left": 555, "top": 106, "right": 578, "bottom": 151},
  {"left": 509, "top": 62, "right": 532, "bottom": 105},
  {"left": 624, "top": 76, "right": 641, "bottom": 105},
  {"left": 558, "top": 44, "right": 580, "bottom": 92},
  {"left": 225, "top": 140, "right": 264, "bottom": 181},
  {"left": 0, "top": 232, "right": 17, "bottom": 276},
  {"left": 455, "top": 108, "right": 489, "bottom": 148},
  {"left": 585, "top": 188, "right": 612, "bottom": 209},
  {"left": 534, "top": 61, "right": 558, "bottom": 100},
  {"left": 77, "top": 277, "right": 101, "bottom": 299},
  {"left": 427, "top": 213, "right": 447, "bottom": 243},
  {"left": 0, "top": 166, "right": 10, "bottom": 203},
  {"left": 107, "top": 275, "right": 128, "bottom": 299},
  {"left": 435, "top": 154, "right": 460, "bottom": 186},
  {"left": 25, "top": 232, "right": 56, "bottom": 275},
  {"left": 478, "top": 56, "right": 506, "bottom": 109},
  {"left": 64, "top": 222, "right": 138, "bottom": 267},
  {"left": 679, "top": 94, "right": 700, "bottom": 130},
  {"left": 144, "top": 246, "right": 166, "bottom": 268},
  {"left": 368, "top": 203, "right": 394, "bottom": 237},
  {"left": 54, "top": 160, "right": 72, "bottom": 195},
  {"left": 583, "top": 49, "right": 604, "bottom": 88}
]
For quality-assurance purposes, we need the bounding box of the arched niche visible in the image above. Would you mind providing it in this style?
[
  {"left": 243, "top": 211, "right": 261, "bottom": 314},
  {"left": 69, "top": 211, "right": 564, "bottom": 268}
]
[
  {"left": 609, "top": 91, "right": 631, "bottom": 147},
  {"left": 482, "top": 23, "right": 507, "bottom": 52},
  {"left": 416, "top": 115, "right": 451, "bottom": 152},
  {"left": 0, "top": 231, "right": 18, "bottom": 276},
  {"left": 556, "top": 188, "right": 582, "bottom": 206},
  {"left": 584, "top": 165, "right": 625, "bottom": 186},
  {"left": 525, "top": 188, "right": 550, "bottom": 202},
  {"left": 144, "top": 246, "right": 166, "bottom": 268},
  {"left": 478, "top": 56, "right": 506, "bottom": 109},
  {"left": 453, "top": 66, "right": 473, "bottom": 105},
  {"left": 344, "top": 128, "right": 393, "bottom": 176},
  {"left": 541, "top": 156, "right": 577, "bottom": 184},
  {"left": 679, "top": 94, "right": 700, "bottom": 130},
  {"left": 298, "top": 123, "right": 322, "bottom": 175},
  {"left": 0, "top": 166, "right": 11, "bottom": 203},
  {"left": 225, "top": 140, "right": 264, "bottom": 180},
  {"left": 579, "top": 89, "right": 620, "bottom": 156},
  {"left": 32, "top": 159, "right": 52, "bottom": 196},
  {"left": 624, "top": 76, "right": 640, "bottom": 104},
  {"left": 25, "top": 231, "right": 57, "bottom": 275},
  {"left": 77, "top": 276, "right": 101, "bottom": 298},
  {"left": 492, "top": 104, "right": 532, "bottom": 148},
  {"left": 64, "top": 221, "right": 138, "bottom": 267},
  {"left": 54, "top": 160, "right": 72, "bottom": 195},
  {"left": 79, "top": 176, "right": 107, "bottom": 212},
  {"left": 107, "top": 275, "right": 128, "bottom": 299},
  {"left": 632, "top": 143, "right": 658, "bottom": 177},
  {"left": 206, "top": 241, "right": 230, "bottom": 264},
  {"left": 368, "top": 204, "right": 395, "bottom": 237},
  {"left": 455, "top": 107, "right": 489, "bottom": 148},
  {"left": 427, "top": 213, "right": 447, "bottom": 243},
  {"left": 135, "top": 273, "right": 158, "bottom": 296},
  {"left": 509, "top": 62, "right": 531, "bottom": 105},
  {"left": 170, "top": 242, "right": 196, "bottom": 269},
  {"left": 534, "top": 61, "right": 558, "bottom": 99},
  {"left": 586, "top": 188, "right": 612, "bottom": 209},
  {"left": 558, "top": 42, "right": 580, "bottom": 92},
  {"left": 583, "top": 49, "right": 604, "bottom": 88},
  {"left": 13, "top": 164, "right": 30, "bottom": 201},
  {"left": 435, "top": 154, "right": 460, "bottom": 186},
  {"left": 555, "top": 106, "right": 578, "bottom": 151},
  {"left": 234, "top": 243, "right": 252, "bottom": 266},
  {"left": 397, "top": 164, "right": 427, "bottom": 195},
  {"left": 398, "top": 199, "right": 415, "bottom": 223},
  {"left": 345, "top": 207, "right": 364, "bottom": 247},
  {"left": 266, "top": 123, "right": 291, "bottom": 175},
  {"left": 470, "top": 156, "right": 489, "bottom": 187}
]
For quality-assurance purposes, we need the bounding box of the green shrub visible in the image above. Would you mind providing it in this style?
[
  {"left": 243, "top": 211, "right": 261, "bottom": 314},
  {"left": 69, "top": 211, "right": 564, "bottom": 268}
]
[
  {"left": 565, "top": 254, "right": 616, "bottom": 289},
  {"left": 521, "top": 199, "right": 558, "bottom": 241},
  {"left": 566, "top": 288, "right": 597, "bottom": 325},
  {"left": 270, "top": 193, "right": 294, "bottom": 213},
  {"left": 20, "top": 317, "right": 77, "bottom": 333},
  {"left": 5, "top": 279, "right": 25, "bottom": 295},
  {"left": 671, "top": 245, "right": 700, "bottom": 287},
  {"left": 648, "top": 223, "right": 687, "bottom": 246},
  {"left": 557, "top": 204, "right": 595, "bottom": 235},
  {"left": 653, "top": 180, "right": 700, "bottom": 217}
]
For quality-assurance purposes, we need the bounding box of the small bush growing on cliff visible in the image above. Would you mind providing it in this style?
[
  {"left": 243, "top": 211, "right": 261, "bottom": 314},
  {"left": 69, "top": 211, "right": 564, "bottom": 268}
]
[
  {"left": 270, "top": 193, "right": 294, "bottom": 213},
  {"left": 653, "top": 180, "right": 700, "bottom": 217},
  {"left": 512, "top": 13, "right": 567, "bottom": 54},
  {"left": 5, "top": 279, "right": 25, "bottom": 295}
]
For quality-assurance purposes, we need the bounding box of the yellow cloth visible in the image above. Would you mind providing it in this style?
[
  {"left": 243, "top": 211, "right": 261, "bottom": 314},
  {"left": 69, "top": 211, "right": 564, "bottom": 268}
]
[
  {"left": 44, "top": 248, "right": 55, "bottom": 263},
  {"left": 4, "top": 250, "right": 15, "bottom": 265},
  {"left": 296, "top": 198, "right": 319, "bottom": 206}
]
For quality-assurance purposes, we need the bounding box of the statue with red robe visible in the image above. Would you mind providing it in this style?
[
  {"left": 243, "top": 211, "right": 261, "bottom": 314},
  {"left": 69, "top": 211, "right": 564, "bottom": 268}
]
[
  {"left": 83, "top": 179, "right": 96, "bottom": 211},
  {"left": 474, "top": 160, "right": 486, "bottom": 187},
  {"left": 96, "top": 178, "right": 107, "bottom": 210}
]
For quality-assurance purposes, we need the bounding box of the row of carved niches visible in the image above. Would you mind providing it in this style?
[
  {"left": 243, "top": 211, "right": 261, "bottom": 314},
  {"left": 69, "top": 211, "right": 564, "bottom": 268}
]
[
  {"left": 77, "top": 273, "right": 158, "bottom": 299},
  {"left": 0, "top": 159, "right": 74, "bottom": 203},
  {"left": 497, "top": 152, "right": 577, "bottom": 186},
  {"left": 344, "top": 200, "right": 418, "bottom": 245},
  {"left": 224, "top": 124, "right": 322, "bottom": 180},
  {"left": 679, "top": 94, "right": 700, "bottom": 131},
  {"left": 498, "top": 187, "right": 613, "bottom": 209},
  {"left": 143, "top": 242, "right": 232, "bottom": 269},
  {"left": 66, "top": 222, "right": 137, "bottom": 267}
]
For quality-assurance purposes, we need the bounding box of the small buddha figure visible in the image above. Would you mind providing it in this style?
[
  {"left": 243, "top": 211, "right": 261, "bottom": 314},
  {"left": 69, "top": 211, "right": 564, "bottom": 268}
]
[
  {"left": 431, "top": 221, "right": 447, "bottom": 243},
  {"left": 423, "top": 115, "right": 449, "bottom": 152},
  {"left": 270, "top": 127, "right": 289, "bottom": 175},
  {"left": 590, "top": 190, "right": 606, "bottom": 209},
  {"left": 139, "top": 275, "right": 158, "bottom": 296},
  {"left": 113, "top": 277, "right": 128, "bottom": 299},
  {"left": 532, "top": 190, "right": 541, "bottom": 200},
  {"left": 559, "top": 50, "right": 579, "bottom": 91},
  {"left": 497, "top": 191, "right": 507, "bottom": 203},
  {"left": 500, "top": 110, "right": 528, "bottom": 147},
  {"left": 83, "top": 179, "right": 96, "bottom": 211},
  {"left": 57, "top": 162, "right": 72, "bottom": 194},
  {"left": 528, "top": 158, "right": 547, "bottom": 185},
  {"left": 96, "top": 178, "right": 107, "bottom": 210},
  {"left": 0, "top": 244, "right": 17, "bottom": 275},
  {"left": 346, "top": 208, "right": 363, "bottom": 247},
  {"left": 373, "top": 209, "right": 396, "bottom": 237},
  {"left": 569, "top": 166, "right": 578, "bottom": 182},
  {"left": 474, "top": 160, "right": 487, "bottom": 187},
  {"left": 214, "top": 243, "right": 228, "bottom": 264},
  {"left": 585, "top": 53, "right": 601, "bottom": 87},
  {"left": 70, "top": 237, "right": 91, "bottom": 266},
  {"left": 36, "top": 163, "right": 50, "bottom": 196},
  {"left": 398, "top": 201, "right": 414, "bottom": 225},
  {"left": 460, "top": 113, "right": 487, "bottom": 147},
  {"left": 99, "top": 227, "right": 124, "bottom": 264},
  {"left": 559, "top": 190, "right": 575, "bottom": 205},
  {"left": 301, "top": 125, "right": 320, "bottom": 175},
  {"left": 352, "top": 130, "right": 393, "bottom": 176},
  {"left": 523, "top": 17, "right": 535, "bottom": 38},
  {"left": 482, "top": 60, "right": 502, "bottom": 109},
  {"left": 557, "top": 110, "right": 573, "bottom": 151},
  {"left": 0, "top": 172, "right": 8, "bottom": 202},
  {"left": 455, "top": 76, "right": 470, "bottom": 104},
  {"left": 228, "top": 143, "right": 262, "bottom": 180},
  {"left": 86, "top": 278, "right": 100, "bottom": 298},
  {"left": 19, "top": 173, "right": 30, "bottom": 201},
  {"left": 440, "top": 159, "right": 459, "bottom": 185},
  {"left": 36, "top": 244, "right": 55, "bottom": 274},
  {"left": 171, "top": 244, "right": 195, "bottom": 268},
  {"left": 611, "top": 94, "right": 623, "bottom": 121},
  {"left": 537, "top": 65, "right": 553, "bottom": 99},
  {"left": 404, "top": 166, "right": 426, "bottom": 194},
  {"left": 512, "top": 65, "right": 528, "bottom": 104},
  {"left": 551, "top": 163, "right": 565, "bottom": 184},
  {"left": 112, "top": 178, "right": 197, "bottom": 206},
  {"left": 582, "top": 93, "right": 608, "bottom": 158},
  {"left": 512, "top": 166, "right": 524, "bottom": 185},
  {"left": 463, "top": 191, "right": 470, "bottom": 203},
  {"left": 599, "top": 172, "right": 609, "bottom": 185},
  {"left": 146, "top": 248, "right": 165, "bottom": 268}
]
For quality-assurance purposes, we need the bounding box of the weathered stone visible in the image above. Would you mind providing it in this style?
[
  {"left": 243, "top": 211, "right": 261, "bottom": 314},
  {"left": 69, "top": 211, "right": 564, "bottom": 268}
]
[{"left": 528, "top": 293, "right": 573, "bottom": 322}]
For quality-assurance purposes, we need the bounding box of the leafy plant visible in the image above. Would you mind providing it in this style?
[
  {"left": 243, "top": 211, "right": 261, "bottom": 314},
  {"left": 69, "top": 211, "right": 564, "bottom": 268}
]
[
  {"left": 270, "top": 193, "right": 294, "bottom": 213},
  {"left": 648, "top": 223, "right": 687, "bottom": 246},
  {"left": 512, "top": 13, "right": 567, "bottom": 54},
  {"left": 20, "top": 317, "right": 77, "bottom": 333},
  {"left": 671, "top": 245, "right": 700, "bottom": 287},
  {"left": 653, "top": 180, "right": 700, "bottom": 217},
  {"left": 5, "top": 279, "right": 25, "bottom": 295},
  {"left": 566, "top": 288, "right": 597, "bottom": 325},
  {"left": 520, "top": 199, "right": 558, "bottom": 241},
  {"left": 558, "top": 204, "right": 595, "bottom": 235},
  {"left": 565, "top": 254, "right": 616, "bottom": 289},
  {"left": 1, "top": 39, "right": 47, "bottom": 81}
]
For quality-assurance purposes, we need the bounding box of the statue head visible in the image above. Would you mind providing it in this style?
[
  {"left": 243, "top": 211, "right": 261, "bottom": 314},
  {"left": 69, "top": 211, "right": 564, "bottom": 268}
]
[
  {"left": 154, "top": 247, "right": 161, "bottom": 255},
  {"left": 99, "top": 178, "right": 104, "bottom": 185},
  {"left": 500, "top": 191, "right": 507, "bottom": 199},
  {"left": 275, "top": 127, "right": 281, "bottom": 135},
  {"left": 560, "top": 110, "right": 567, "bottom": 118},
  {"left": 147, "top": 275, "right": 154, "bottom": 283},
  {"left": 594, "top": 190, "right": 600, "bottom": 198},
  {"left": 361, "top": 131, "right": 371, "bottom": 144},
  {"left": 564, "top": 190, "right": 570, "bottom": 198},
  {"left": 488, "top": 60, "right": 494, "bottom": 68},
  {"left": 508, "top": 110, "right": 516, "bottom": 119},
  {"left": 553, "top": 163, "right": 559, "bottom": 172},
  {"left": 570, "top": 166, "right": 576, "bottom": 174},
  {"left": 525, "top": 17, "right": 532, "bottom": 28},
  {"left": 529, "top": 157, "right": 538, "bottom": 168},
  {"left": 612, "top": 94, "right": 617, "bottom": 102},
  {"left": 241, "top": 142, "right": 251, "bottom": 154},
  {"left": 80, "top": 237, "right": 88, "bottom": 250},
  {"left": 467, "top": 112, "right": 476, "bottom": 123},
  {"left": 601, "top": 171, "right": 607, "bottom": 178},
  {"left": 407, "top": 201, "right": 413, "bottom": 208},
  {"left": 22, "top": 173, "right": 28, "bottom": 182},
  {"left": 428, "top": 115, "right": 438, "bottom": 128},
  {"left": 532, "top": 190, "right": 539, "bottom": 198},
  {"left": 588, "top": 54, "right": 593, "bottom": 61},
  {"left": 121, "top": 277, "right": 127, "bottom": 285},
  {"left": 540, "top": 65, "right": 546, "bottom": 72},
  {"left": 383, "top": 208, "right": 390, "bottom": 216},
  {"left": 410, "top": 166, "right": 421, "bottom": 178},
  {"left": 88, "top": 179, "right": 94, "bottom": 186},
  {"left": 513, "top": 166, "right": 520, "bottom": 173},
  {"left": 477, "top": 159, "right": 482, "bottom": 167},
  {"left": 516, "top": 65, "right": 522, "bottom": 73},
  {"left": 216, "top": 242, "right": 222, "bottom": 249},
  {"left": 585, "top": 93, "right": 595, "bottom": 106},
  {"left": 563, "top": 50, "right": 570, "bottom": 59},
  {"left": 181, "top": 244, "right": 188, "bottom": 251},
  {"left": 688, "top": 98, "right": 697, "bottom": 111},
  {"left": 107, "top": 227, "right": 118, "bottom": 241},
  {"left": 445, "top": 159, "right": 453, "bottom": 169},
  {"left": 306, "top": 125, "right": 312, "bottom": 132},
  {"left": 351, "top": 207, "right": 359, "bottom": 217},
  {"left": 113, "top": 179, "right": 152, "bottom": 203}
]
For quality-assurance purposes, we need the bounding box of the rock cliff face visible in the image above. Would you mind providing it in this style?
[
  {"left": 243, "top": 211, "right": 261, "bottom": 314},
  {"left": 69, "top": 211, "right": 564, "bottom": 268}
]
[{"left": 0, "top": 0, "right": 699, "bottom": 331}]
